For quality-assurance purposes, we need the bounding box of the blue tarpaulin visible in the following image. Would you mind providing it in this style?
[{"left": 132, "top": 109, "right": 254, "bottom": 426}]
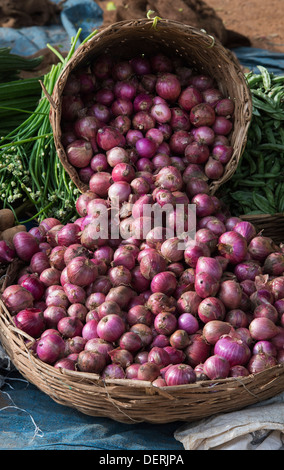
[{"left": 0, "top": 0, "right": 283, "bottom": 451}]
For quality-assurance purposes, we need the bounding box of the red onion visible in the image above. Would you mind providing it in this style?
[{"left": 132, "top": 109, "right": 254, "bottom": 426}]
[
  {"left": 247, "top": 352, "right": 277, "bottom": 374},
  {"left": 137, "top": 362, "right": 160, "bottom": 382},
  {"left": 0, "top": 240, "right": 16, "bottom": 263},
  {"left": 212, "top": 116, "right": 232, "bottom": 135},
  {"left": 177, "top": 313, "right": 199, "bottom": 335},
  {"left": 147, "top": 292, "right": 176, "bottom": 315},
  {"left": 194, "top": 272, "right": 220, "bottom": 299},
  {"left": 77, "top": 350, "right": 106, "bottom": 374},
  {"left": 195, "top": 228, "right": 218, "bottom": 253},
  {"left": 127, "top": 305, "right": 152, "bottom": 326},
  {"left": 218, "top": 231, "right": 247, "bottom": 264},
  {"left": 13, "top": 231, "right": 39, "bottom": 262},
  {"left": 204, "top": 354, "right": 231, "bottom": 380},
  {"left": 184, "top": 333, "right": 211, "bottom": 367},
  {"left": 150, "top": 271, "right": 177, "bottom": 296},
  {"left": 233, "top": 221, "right": 256, "bottom": 242},
  {"left": 139, "top": 250, "right": 167, "bottom": 280},
  {"left": 184, "top": 240, "right": 211, "bottom": 268},
  {"left": 191, "top": 193, "right": 215, "bottom": 218},
  {"left": 212, "top": 144, "right": 233, "bottom": 164},
  {"left": 105, "top": 286, "right": 135, "bottom": 309},
  {"left": 68, "top": 303, "right": 88, "bottom": 322},
  {"left": 43, "top": 306, "right": 67, "bottom": 328},
  {"left": 130, "top": 323, "right": 153, "bottom": 348},
  {"left": 64, "top": 336, "right": 87, "bottom": 355},
  {"left": 2, "top": 284, "right": 34, "bottom": 314},
  {"left": 218, "top": 279, "right": 243, "bottom": 309},
  {"left": 147, "top": 347, "right": 170, "bottom": 369},
  {"left": 178, "top": 86, "right": 202, "bottom": 111},
  {"left": 56, "top": 223, "right": 81, "bottom": 247},
  {"left": 30, "top": 251, "right": 50, "bottom": 274},
  {"left": 190, "top": 103, "right": 215, "bottom": 127},
  {"left": 97, "top": 314, "right": 125, "bottom": 342},
  {"left": 154, "top": 312, "right": 177, "bottom": 336},
  {"left": 253, "top": 340, "right": 277, "bottom": 357},
  {"left": 96, "top": 126, "right": 125, "bottom": 151},
  {"left": 54, "top": 358, "right": 76, "bottom": 370},
  {"left": 169, "top": 329, "right": 190, "bottom": 349},
  {"left": 164, "top": 364, "right": 196, "bottom": 386},
  {"left": 234, "top": 260, "right": 262, "bottom": 282},
  {"left": 249, "top": 317, "right": 278, "bottom": 341},
  {"left": 134, "top": 351, "right": 149, "bottom": 364},
  {"left": 198, "top": 297, "right": 225, "bottom": 323},
  {"left": 225, "top": 309, "right": 249, "bottom": 328},
  {"left": 253, "top": 304, "right": 278, "bottom": 323},
  {"left": 229, "top": 365, "right": 250, "bottom": 377},
  {"left": 108, "top": 347, "right": 133, "bottom": 368},
  {"left": 155, "top": 166, "right": 183, "bottom": 192},
  {"left": 264, "top": 252, "right": 284, "bottom": 276},
  {"left": 214, "top": 335, "right": 251, "bottom": 366},
  {"left": 155, "top": 73, "right": 181, "bottom": 102},
  {"left": 66, "top": 256, "right": 97, "bottom": 286},
  {"left": 66, "top": 139, "right": 93, "bottom": 168},
  {"left": 184, "top": 141, "right": 210, "bottom": 165},
  {"left": 202, "top": 320, "right": 232, "bottom": 345},
  {"left": 269, "top": 276, "right": 284, "bottom": 301},
  {"left": 119, "top": 331, "right": 142, "bottom": 352},
  {"left": 196, "top": 256, "right": 223, "bottom": 281},
  {"left": 57, "top": 316, "right": 83, "bottom": 338},
  {"left": 36, "top": 333, "right": 65, "bottom": 364},
  {"left": 248, "top": 236, "right": 275, "bottom": 262},
  {"left": 177, "top": 291, "right": 202, "bottom": 315},
  {"left": 89, "top": 171, "right": 112, "bottom": 197},
  {"left": 20, "top": 274, "right": 45, "bottom": 301},
  {"left": 101, "top": 363, "right": 126, "bottom": 379},
  {"left": 14, "top": 308, "right": 45, "bottom": 338}
]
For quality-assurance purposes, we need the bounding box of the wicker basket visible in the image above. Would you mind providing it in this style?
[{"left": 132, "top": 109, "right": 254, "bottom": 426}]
[
  {"left": 240, "top": 213, "right": 284, "bottom": 246},
  {"left": 1, "top": 261, "right": 284, "bottom": 424},
  {"left": 49, "top": 18, "right": 252, "bottom": 195}
]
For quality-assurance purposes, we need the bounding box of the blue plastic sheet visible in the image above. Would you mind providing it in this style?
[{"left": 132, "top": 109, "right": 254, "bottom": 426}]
[
  {"left": 0, "top": 0, "right": 103, "bottom": 56},
  {"left": 0, "top": 371, "right": 184, "bottom": 450}
]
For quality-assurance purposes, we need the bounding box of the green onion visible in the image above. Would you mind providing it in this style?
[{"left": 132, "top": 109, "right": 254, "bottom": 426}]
[{"left": 0, "top": 28, "right": 98, "bottom": 225}]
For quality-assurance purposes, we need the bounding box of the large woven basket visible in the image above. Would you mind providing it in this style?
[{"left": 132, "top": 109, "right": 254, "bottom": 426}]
[
  {"left": 1, "top": 261, "right": 283, "bottom": 424},
  {"left": 49, "top": 18, "right": 252, "bottom": 195}
]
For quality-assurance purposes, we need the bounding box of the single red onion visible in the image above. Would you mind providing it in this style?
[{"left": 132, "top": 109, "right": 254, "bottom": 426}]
[
  {"left": 57, "top": 316, "right": 83, "bottom": 338},
  {"left": 248, "top": 236, "right": 275, "bottom": 262},
  {"left": 218, "top": 279, "right": 243, "bottom": 309},
  {"left": 146, "top": 292, "right": 176, "bottom": 315},
  {"left": 154, "top": 312, "right": 177, "bottom": 336},
  {"left": 77, "top": 350, "right": 106, "bottom": 374},
  {"left": 247, "top": 352, "right": 277, "bottom": 374},
  {"left": 97, "top": 314, "right": 125, "bottom": 342},
  {"left": 137, "top": 362, "right": 160, "bottom": 382},
  {"left": 14, "top": 308, "right": 45, "bottom": 338},
  {"left": 2, "top": 284, "right": 34, "bottom": 314},
  {"left": 233, "top": 221, "right": 256, "bottom": 242},
  {"left": 218, "top": 231, "right": 247, "bottom": 264},
  {"left": 184, "top": 240, "right": 211, "bottom": 268},
  {"left": 101, "top": 363, "right": 126, "bottom": 379},
  {"left": 178, "top": 86, "right": 203, "bottom": 111},
  {"left": 13, "top": 231, "right": 39, "bottom": 262},
  {"left": 198, "top": 297, "right": 225, "bottom": 323},
  {"left": 164, "top": 363, "right": 196, "bottom": 386},
  {"left": 249, "top": 317, "right": 279, "bottom": 341},
  {"left": 203, "top": 354, "right": 230, "bottom": 379},
  {"left": 252, "top": 340, "right": 277, "bottom": 357},
  {"left": 264, "top": 252, "right": 284, "bottom": 276},
  {"left": 155, "top": 73, "right": 181, "bottom": 102},
  {"left": 177, "top": 313, "right": 199, "bottom": 335},
  {"left": 194, "top": 272, "right": 220, "bottom": 299},
  {"left": 253, "top": 304, "right": 278, "bottom": 323},
  {"left": 212, "top": 116, "right": 232, "bottom": 135},
  {"left": 202, "top": 320, "right": 232, "bottom": 345},
  {"left": 177, "top": 291, "right": 202, "bottom": 315},
  {"left": 229, "top": 365, "right": 250, "bottom": 377},
  {"left": 96, "top": 126, "right": 125, "bottom": 152},
  {"left": 36, "top": 333, "right": 65, "bottom": 364},
  {"left": 130, "top": 323, "right": 153, "bottom": 348},
  {"left": 214, "top": 335, "right": 251, "bottom": 366},
  {"left": 225, "top": 309, "right": 249, "bottom": 328},
  {"left": 184, "top": 333, "right": 211, "bottom": 367}
]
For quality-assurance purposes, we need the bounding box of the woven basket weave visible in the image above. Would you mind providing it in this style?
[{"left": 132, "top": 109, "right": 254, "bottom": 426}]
[
  {"left": 50, "top": 18, "right": 252, "bottom": 195},
  {"left": 1, "top": 261, "right": 283, "bottom": 424}
]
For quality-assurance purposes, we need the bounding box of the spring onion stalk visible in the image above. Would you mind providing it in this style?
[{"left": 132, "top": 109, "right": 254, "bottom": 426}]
[{"left": 0, "top": 28, "right": 98, "bottom": 225}]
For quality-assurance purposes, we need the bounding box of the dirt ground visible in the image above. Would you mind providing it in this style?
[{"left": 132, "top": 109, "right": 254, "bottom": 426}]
[
  {"left": 98, "top": 0, "right": 284, "bottom": 54},
  {"left": 205, "top": 0, "right": 284, "bottom": 53}
]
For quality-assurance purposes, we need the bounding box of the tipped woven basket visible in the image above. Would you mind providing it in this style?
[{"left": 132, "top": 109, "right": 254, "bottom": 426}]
[
  {"left": 240, "top": 213, "right": 284, "bottom": 246},
  {"left": 50, "top": 18, "right": 252, "bottom": 195},
  {"left": 1, "top": 260, "right": 283, "bottom": 424}
]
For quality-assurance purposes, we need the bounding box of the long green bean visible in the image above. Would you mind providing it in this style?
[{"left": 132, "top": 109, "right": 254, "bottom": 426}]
[{"left": 219, "top": 67, "right": 284, "bottom": 215}]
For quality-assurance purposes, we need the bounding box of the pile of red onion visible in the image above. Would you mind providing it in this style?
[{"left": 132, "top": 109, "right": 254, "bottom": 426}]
[
  {"left": 61, "top": 52, "right": 234, "bottom": 191},
  {"left": 1, "top": 52, "right": 284, "bottom": 387}
]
